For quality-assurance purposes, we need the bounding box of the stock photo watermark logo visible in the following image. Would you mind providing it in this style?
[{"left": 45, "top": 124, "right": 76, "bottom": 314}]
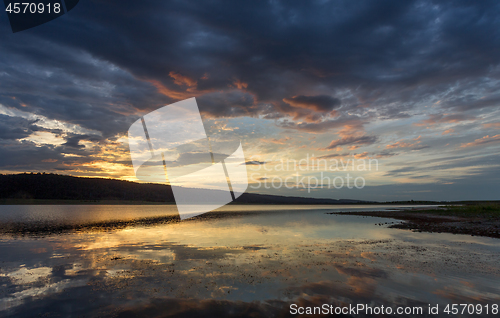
[
  {"left": 248, "top": 154, "right": 379, "bottom": 193},
  {"left": 127, "top": 98, "right": 248, "bottom": 220},
  {"left": 4, "top": 0, "right": 80, "bottom": 33}
]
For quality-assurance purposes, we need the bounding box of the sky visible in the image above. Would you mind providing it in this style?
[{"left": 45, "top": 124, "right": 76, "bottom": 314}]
[{"left": 0, "top": 0, "right": 500, "bottom": 201}]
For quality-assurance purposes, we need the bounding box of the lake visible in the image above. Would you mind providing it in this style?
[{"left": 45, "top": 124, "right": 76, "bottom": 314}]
[{"left": 0, "top": 205, "right": 499, "bottom": 317}]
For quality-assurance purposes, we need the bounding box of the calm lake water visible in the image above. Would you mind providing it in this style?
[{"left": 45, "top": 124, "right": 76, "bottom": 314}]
[{"left": 0, "top": 205, "right": 499, "bottom": 317}]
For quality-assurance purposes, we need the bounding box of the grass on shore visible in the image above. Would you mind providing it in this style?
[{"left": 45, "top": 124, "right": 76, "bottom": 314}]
[{"left": 409, "top": 203, "right": 500, "bottom": 218}]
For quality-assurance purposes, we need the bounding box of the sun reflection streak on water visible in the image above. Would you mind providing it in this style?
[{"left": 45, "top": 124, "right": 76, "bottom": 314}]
[{"left": 0, "top": 206, "right": 499, "bottom": 317}]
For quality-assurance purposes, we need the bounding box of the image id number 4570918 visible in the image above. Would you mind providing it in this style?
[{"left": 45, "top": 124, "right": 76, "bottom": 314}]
[{"left": 5, "top": 2, "right": 61, "bottom": 14}]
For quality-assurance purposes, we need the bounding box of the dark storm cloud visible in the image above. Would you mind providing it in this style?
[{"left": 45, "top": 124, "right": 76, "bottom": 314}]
[
  {"left": 0, "top": 35, "right": 171, "bottom": 138},
  {"left": 0, "top": 115, "right": 36, "bottom": 140},
  {"left": 0, "top": 0, "right": 500, "bottom": 193},
  {"left": 0, "top": 132, "right": 117, "bottom": 172},
  {"left": 0, "top": 0, "right": 498, "bottom": 138},
  {"left": 62, "top": 134, "right": 104, "bottom": 149},
  {"left": 0, "top": 114, "right": 64, "bottom": 139},
  {"left": 0, "top": 140, "right": 64, "bottom": 168},
  {"left": 443, "top": 93, "right": 500, "bottom": 111},
  {"left": 196, "top": 90, "right": 256, "bottom": 118},
  {"left": 244, "top": 160, "right": 266, "bottom": 166}
]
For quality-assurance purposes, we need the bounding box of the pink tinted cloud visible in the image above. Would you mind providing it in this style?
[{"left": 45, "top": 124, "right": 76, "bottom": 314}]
[
  {"left": 385, "top": 136, "right": 423, "bottom": 149},
  {"left": 414, "top": 114, "right": 475, "bottom": 127},
  {"left": 483, "top": 122, "right": 500, "bottom": 129},
  {"left": 260, "top": 137, "right": 291, "bottom": 145},
  {"left": 460, "top": 134, "right": 500, "bottom": 148},
  {"left": 169, "top": 71, "right": 197, "bottom": 87}
]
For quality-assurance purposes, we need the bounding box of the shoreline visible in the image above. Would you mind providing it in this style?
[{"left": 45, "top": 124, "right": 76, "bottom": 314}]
[
  {"left": 329, "top": 207, "right": 500, "bottom": 239},
  {"left": 0, "top": 198, "right": 451, "bottom": 206},
  {"left": 0, "top": 210, "right": 278, "bottom": 236},
  {"left": 2, "top": 204, "right": 499, "bottom": 239}
]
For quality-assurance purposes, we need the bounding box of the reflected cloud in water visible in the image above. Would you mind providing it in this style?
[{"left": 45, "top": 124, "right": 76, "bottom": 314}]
[{"left": 0, "top": 206, "right": 499, "bottom": 317}]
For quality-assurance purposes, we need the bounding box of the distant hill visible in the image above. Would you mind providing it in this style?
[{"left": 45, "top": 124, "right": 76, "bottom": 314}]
[{"left": 0, "top": 173, "right": 363, "bottom": 205}]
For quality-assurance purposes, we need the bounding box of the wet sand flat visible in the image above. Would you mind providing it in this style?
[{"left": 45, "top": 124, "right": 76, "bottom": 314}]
[{"left": 330, "top": 207, "right": 500, "bottom": 239}]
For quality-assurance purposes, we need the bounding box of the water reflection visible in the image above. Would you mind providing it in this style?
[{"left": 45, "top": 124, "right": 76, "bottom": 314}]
[{"left": 0, "top": 206, "right": 499, "bottom": 317}]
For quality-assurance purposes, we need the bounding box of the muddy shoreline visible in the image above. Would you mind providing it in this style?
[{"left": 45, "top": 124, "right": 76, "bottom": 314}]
[
  {"left": 0, "top": 210, "right": 275, "bottom": 236},
  {"left": 329, "top": 209, "right": 500, "bottom": 239}
]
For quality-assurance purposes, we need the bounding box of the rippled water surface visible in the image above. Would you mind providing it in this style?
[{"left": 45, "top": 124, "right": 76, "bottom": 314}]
[
  {"left": 0, "top": 205, "right": 498, "bottom": 317},
  {"left": 0, "top": 204, "right": 432, "bottom": 225}
]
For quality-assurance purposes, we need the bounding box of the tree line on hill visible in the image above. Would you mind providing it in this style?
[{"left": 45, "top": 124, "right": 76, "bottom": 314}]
[{"left": 0, "top": 173, "right": 361, "bottom": 205}]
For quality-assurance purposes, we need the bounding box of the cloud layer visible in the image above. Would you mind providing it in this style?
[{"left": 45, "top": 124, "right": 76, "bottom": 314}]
[{"left": 0, "top": 0, "right": 500, "bottom": 199}]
